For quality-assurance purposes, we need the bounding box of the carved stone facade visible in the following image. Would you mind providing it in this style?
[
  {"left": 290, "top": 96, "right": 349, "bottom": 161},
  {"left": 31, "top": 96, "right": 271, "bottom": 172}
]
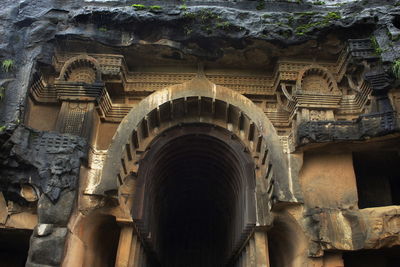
[{"left": 1, "top": 1, "right": 400, "bottom": 267}]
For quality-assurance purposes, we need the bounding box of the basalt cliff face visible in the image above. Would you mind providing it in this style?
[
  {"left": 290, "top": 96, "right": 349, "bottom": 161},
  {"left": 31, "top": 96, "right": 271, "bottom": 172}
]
[{"left": 0, "top": 0, "right": 399, "bottom": 122}]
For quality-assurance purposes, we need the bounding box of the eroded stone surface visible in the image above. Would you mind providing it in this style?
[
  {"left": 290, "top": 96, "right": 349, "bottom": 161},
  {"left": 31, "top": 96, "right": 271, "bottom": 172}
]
[
  {"left": 304, "top": 206, "right": 400, "bottom": 257},
  {"left": 0, "top": 0, "right": 400, "bottom": 266},
  {"left": 0, "top": 124, "right": 87, "bottom": 201}
]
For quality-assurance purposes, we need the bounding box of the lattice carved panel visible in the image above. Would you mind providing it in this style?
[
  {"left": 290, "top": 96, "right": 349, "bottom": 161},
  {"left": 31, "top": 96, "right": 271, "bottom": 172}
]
[{"left": 56, "top": 102, "right": 94, "bottom": 137}]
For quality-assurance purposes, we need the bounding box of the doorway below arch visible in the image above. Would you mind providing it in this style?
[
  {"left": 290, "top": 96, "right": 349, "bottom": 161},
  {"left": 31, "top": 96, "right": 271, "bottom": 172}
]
[{"left": 133, "top": 124, "right": 256, "bottom": 266}]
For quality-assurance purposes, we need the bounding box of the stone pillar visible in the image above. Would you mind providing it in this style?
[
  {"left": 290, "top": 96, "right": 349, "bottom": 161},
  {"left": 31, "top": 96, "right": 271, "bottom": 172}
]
[
  {"left": 128, "top": 234, "right": 141, "bottom": 267},
  {"left": 254, "top": 231, "right": 270, "bottom": 267},
  {"left": 115, "top": 225, "right": 134, "bottom": 267},
  {"left": 25, "top": 83, "right": 98, "bottom": 266},
  {"left": 233, "top": 231, "right": 270, "bottom": 267},
  {"left": 26, "top": 192, "right": 76, "bottom": 267}
]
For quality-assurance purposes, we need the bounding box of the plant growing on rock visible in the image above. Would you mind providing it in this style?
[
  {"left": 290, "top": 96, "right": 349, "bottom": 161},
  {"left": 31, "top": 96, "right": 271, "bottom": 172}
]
[
  {"left": 131, "top": 4, "right": 146, "bottom": 10},
  {"left": 392, "top": 60, "right": 400, "bottom": 80},
  {"left": 149, "top": 5, "right": 162, "bottom": 11},
  {"left": 256, "top": 0, "right": 265, "bottom": 10},
  {"left": 216, "top": 21, "right": 232, "bottom": 30},
  {"left": 325, "top": 12, "right": 341, "bottom": 20},
  {"left": 0, "top": 86, "right": 5, "bottom": 100},
  {"left": 370, "top": 36, "right": 382, "bottom": 55},
  {"left": 2, "top": 59, "right": 14, "bottom": 72},
  {"left": 295, "top": 12, "right": 341, "bottom": 35}
]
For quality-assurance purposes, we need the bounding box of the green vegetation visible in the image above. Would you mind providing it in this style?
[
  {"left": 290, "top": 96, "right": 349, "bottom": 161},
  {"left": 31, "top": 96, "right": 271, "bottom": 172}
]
[
  {"left": 370, "top": 36, "right": 382, "bottom": 55},
  {"left": 295, "top": 12, "right": 341, "bottom": 35},
  {"left": 288, "top": 16, "right": 294, "bottom": 26},
  {"left": 182, "top": 8, "right": 240, "bottom": 35},
  {"left": 2, "top": 59, "right": 14, "bottom": 72},
  {"left": 216, "top": 21, "right": 232, "bottom": 30},
  {"left": 131, "top": 4, "right": 146, "bottom": 10},
  {"left": 183, "top": 11, "right": 196, "bottom": 19},
  {"left": 0, "top": 125, "right": 5, "bottom": 132},
  {"left": 198, "top": 9, "right": 219, "bottom": 21},
  {"left": 325, "top": 12, "right": 341, "bottom": 20},
  {"left": 256, "top": 0, "right": 265, "bottom": 10},
  {"left": 184, "top": 25, "right": 193, "bottom": 35},
  {"left": 99, "top": 27, "right": 108, "bottom": 32},
  {"left": 312, "top": 1, "right": 325, "bottom": 5},
  {"left": 0, "top": 86, "right": 4, "bottom": 101},
  {"left": 179, "top": 4, "right": 188, "bottom": 11},
  {"left": 130, "top": 4, "right": 162, "bottom": 12},
  {"left": 149, "top": 5, "right": 162, "bottom": 11},
  {"left": 295, "top": 11, "right": 318, "bottom": 17},
  {"left": 392, "top": 59, "right": 400, "bottom": 80},
  {"left": 387, "top": 30, "right": 400, "bottom": 42},
  {"left": 295, "top": 21, "right": 323, "bottom": 35}
]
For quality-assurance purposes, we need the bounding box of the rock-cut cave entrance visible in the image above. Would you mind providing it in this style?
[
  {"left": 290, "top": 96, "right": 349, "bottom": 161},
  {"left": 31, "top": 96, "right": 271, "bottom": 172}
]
[
  {"left": 97, "top": 78, "right": 290, "bottom": 266},
  {"left": 133, "top": 125, "right": 256, "bottom": 267}
]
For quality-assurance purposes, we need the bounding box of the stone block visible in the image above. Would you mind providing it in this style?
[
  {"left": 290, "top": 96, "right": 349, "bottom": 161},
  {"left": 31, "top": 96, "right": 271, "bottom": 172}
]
[
  {"left": 28, "top": 227, "right": 68, "bottom": 266},
  {"left": 38, "top": 190, "right": 76, "bottom": 225}
]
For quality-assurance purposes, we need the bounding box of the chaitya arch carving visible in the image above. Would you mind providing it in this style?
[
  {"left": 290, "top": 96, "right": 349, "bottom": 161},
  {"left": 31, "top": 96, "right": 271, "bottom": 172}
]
[
  {"left": 296, "top": 65, "right": 340, "bottom": 94},
  {"left": 91, "top": 74, "right": 302, "bottom": 264},
  {"left": 95, "top": 75, "right": 297, "bottom": 203},
  {"left": 58, "top": 55, "right": 102, "bottom": 83}
]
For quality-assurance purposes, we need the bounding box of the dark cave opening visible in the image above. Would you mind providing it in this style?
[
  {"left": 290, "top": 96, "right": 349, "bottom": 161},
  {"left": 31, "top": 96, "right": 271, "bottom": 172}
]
[
  {"left": 393, "top": 15, "right": 400, "bottom": 30},
  {"left": 134, "top": 125, "right": 256, "bottom": 267},
  {"left": 353, "top": 151, "right": 400, "bottom": 209},
  {"left": 0, "top": 229, "right": 32, "bottom": 267},
  {"left": 343, "top": 246, "right": 400, "bottom": 267}
]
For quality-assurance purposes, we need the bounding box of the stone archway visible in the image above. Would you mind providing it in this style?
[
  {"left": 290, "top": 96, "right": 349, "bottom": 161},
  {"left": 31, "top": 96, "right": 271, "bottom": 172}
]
[{"left": 95, "top": 75, "right": 297, "bottom": 266}]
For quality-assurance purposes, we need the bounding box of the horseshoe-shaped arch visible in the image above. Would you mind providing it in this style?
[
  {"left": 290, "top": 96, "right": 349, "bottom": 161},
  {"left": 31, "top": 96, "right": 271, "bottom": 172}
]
[{"left": 93, "top": 75, "right": 298, "bottom": 265}]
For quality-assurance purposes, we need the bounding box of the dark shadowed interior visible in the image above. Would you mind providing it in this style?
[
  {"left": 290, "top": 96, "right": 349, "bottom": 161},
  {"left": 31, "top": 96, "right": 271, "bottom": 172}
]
[
  {"left": 353, "top": 151, "right": 400, "bottom": 209},
  {"left": 0, "top": 229, "right": 32, "bottom": 267},
  {"left": 343, "top": 246, "right": 400, "bottom": 267},
  {"left": 133, "top": 125, "right": 256, "bottom": 267}
]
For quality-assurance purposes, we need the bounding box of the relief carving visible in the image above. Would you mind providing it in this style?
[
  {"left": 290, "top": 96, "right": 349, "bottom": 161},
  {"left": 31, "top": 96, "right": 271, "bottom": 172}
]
[{"left": 309, "top": 110, "right": 327, "bottom": 121}]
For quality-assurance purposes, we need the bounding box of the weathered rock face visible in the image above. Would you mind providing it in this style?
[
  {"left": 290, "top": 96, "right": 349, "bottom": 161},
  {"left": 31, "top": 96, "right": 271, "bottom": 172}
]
[
  {"left": 0, "top": 124, "right": 87, "bottom": 266},
  {"left": 304, "top": 206, "right": 400, "bottom": 257},
  {"left": 0, "top": 0, "right": 400, "bottom": 266},
  {"left": 0, "top": 124, "right": 87, "bottom": 202},
  {"left": 0, "top": 0, "right": 399, "bottom": 123}
]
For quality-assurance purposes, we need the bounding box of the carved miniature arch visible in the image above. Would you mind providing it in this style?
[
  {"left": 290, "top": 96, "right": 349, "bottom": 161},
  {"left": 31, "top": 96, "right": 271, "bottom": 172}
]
[
  {"left": 296, "top": 65, "right": 339, "bottom": 93},
  {"left": 58, "top": 55, "right": 102, "bottom": 83}
]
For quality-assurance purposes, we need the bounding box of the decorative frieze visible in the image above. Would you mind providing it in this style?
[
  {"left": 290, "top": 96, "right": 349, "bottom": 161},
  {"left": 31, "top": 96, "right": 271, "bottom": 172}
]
[{"left": 29, "top": 38, "right": 395, "bottom": 136}]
